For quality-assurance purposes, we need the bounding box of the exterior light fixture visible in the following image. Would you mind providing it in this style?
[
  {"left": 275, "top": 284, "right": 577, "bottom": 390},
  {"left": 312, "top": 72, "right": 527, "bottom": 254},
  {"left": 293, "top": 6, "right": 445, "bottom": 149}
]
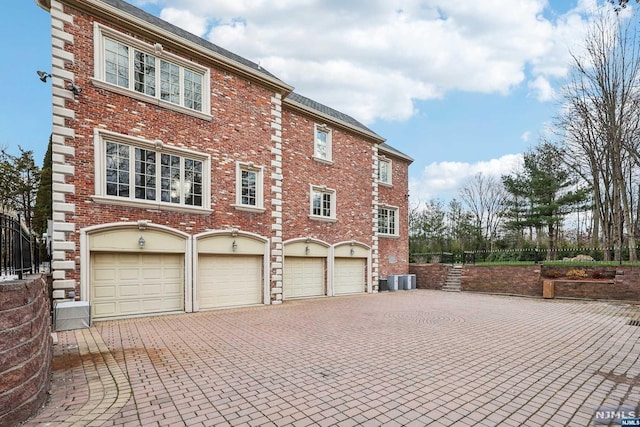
[
  {"left": 232, "top": 240, "right": 238, "bottom": 252},
  {"left": 350, "top": 248, "right": 355, "bottom": 256},
  {"left": 67, "top": 82, "right": 82, "bottom": 97},
  {"left": 305, "top": 246, "right": 310, "bottom": 255},
  {"left": 138, "top": 236, "right": 145, "bottom": 249}
]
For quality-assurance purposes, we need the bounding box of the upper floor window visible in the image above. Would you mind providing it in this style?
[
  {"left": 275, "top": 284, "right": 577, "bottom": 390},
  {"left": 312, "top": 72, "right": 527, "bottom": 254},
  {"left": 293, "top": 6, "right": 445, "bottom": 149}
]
[
  {"left": 310, "top": 185, "right": 336, "bottom": 221},
  {"left": 378, "top": 206, "right": 398, "bottom": 236},
  {"left": 233, "top": 162, "right": 265, "bottom": 213},
  {"left": 378, "top": 158, "right": 392, "bottom": 185},
  {"left": 94, "top": 129, "right": 211, "bottom": 213},
  {"left": 313, "top": 124, "right": 332, "bottom": 163},
  {"left": 94, "top": 23, "right": 211, "bottom": 120}
]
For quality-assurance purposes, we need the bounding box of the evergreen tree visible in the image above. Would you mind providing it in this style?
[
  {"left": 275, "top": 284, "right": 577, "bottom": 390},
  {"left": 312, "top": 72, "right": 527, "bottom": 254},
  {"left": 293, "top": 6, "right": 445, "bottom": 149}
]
[{"left": 33, "top": 136, "right": 53, "bottom": 236}]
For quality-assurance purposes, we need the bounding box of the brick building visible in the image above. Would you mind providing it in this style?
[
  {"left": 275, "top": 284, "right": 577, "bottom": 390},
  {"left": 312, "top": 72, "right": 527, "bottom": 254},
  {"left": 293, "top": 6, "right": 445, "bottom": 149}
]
[{"left": 36, "top": 0, "right": 412, "bottom": 320}]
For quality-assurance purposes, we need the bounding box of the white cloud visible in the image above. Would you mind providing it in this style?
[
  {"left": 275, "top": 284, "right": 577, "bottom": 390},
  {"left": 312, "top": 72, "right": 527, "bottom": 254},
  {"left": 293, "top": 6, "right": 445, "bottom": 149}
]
[
  {"left": 409, "top": 154, "right": 523, "bottom": 203},
  {"left": 528, "top": 75, "right": 556, "bottom": 101},
  {"left": 521, "top": 131, "right": 532, "bottom": 142},
  {"left": 159, "top": 8, "right": 208, "bottom": 37},
  {"left": 150, "top": 0, "right": 595, "bottom": 125}
]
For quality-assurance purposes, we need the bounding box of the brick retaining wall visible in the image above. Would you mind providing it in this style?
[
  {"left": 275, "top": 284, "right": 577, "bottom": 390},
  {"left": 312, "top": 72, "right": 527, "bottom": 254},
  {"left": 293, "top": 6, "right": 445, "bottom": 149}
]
[
  {"left": 409, "top": 264, "right": 450, "bottom": 290},
  {"left": 462, "top": 265, "right": 543, "bottom": 296},
  {"left": 0, "top": 275, "right": 53, "bottom": 427},
  {"left": 409, "top": 263, "right": 640, "bottom": 301}
]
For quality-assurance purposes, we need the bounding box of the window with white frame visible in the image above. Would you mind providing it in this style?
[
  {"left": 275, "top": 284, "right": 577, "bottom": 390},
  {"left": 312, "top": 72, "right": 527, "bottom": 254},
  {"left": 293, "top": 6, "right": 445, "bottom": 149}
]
[
  {"left": 378, "top": 158, "right": 392, "bottom": 185},
  {"left": 313, "top": 124, "right": 332, "bottom": 162},
  {"left": 95, "top": 130, "right": 210, "bottom": 212},
  {"left": 234, "top": 162, "right": 264, "bottom": 212},
  {"left": 310, "top": 185, "right": 336, "bottom": 220},
  {"left": 378, "top": 206, "right": 398, "bottom": 236},
  {"left": 94, "top": 24, "right": 211, "bottom": 119}
]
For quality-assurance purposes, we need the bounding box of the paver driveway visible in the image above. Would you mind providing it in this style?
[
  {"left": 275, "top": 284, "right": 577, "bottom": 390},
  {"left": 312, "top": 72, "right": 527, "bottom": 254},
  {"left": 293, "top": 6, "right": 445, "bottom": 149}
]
[{"left": 25, "top": 290, "right": 640, "bottom": 426}]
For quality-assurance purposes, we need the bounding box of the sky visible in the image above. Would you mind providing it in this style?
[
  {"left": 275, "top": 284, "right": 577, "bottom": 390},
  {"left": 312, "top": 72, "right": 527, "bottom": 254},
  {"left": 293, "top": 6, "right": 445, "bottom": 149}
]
[{"left": 1, "top": 0, "right": 611, "bottom": 204}]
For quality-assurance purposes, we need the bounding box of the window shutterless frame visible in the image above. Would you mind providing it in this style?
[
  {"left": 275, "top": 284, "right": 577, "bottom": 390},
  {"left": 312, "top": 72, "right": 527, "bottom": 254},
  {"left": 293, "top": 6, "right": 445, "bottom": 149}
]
[
  {"left": 309, "top": 185, "right": 337, "bottom": 221},
  {"left": 93, "top": 129, "right": 212, "bottom": 214},
  {"left": 378, "top": 206, "right": 399, "bottom": 236},
  {"left": 92, "top": 23, "right": 212, "bottom": 121}
]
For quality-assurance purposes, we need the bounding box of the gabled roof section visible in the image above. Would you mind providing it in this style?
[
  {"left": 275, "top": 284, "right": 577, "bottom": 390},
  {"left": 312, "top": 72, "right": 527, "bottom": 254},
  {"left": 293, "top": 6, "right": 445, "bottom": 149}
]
[
  {"left": 37, "top": 0, "right": 292, "bottom": 93},
  {"left": 36, "top": 0, "right": 413, "bottom": 162},
  {"left": 285, "top": 93, "right": 413, "bottom": 162},
  {"left": 100, "top": 0, "right": 280, "bottom": 80},
  {"left": 379, "top": 143, "right": 413, "bottom": 164},
  {"left": 285, "top": 92, "right": 385, "bottom": 143}
]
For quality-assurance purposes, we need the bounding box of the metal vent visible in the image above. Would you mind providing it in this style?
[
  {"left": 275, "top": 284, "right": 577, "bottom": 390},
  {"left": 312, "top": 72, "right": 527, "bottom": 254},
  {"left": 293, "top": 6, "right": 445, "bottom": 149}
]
[{"left": 627, "top": 320, "right": 640, "bottom": 327}]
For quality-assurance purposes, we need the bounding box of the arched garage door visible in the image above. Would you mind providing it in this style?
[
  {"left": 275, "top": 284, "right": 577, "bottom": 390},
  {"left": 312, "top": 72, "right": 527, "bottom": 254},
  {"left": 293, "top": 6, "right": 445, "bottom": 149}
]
[
  {"left": 334, "top": 258, "right": 366, "bottom": 295},
  {"left": 195, "top": 232, "right": 267, "bottom": 310},
  {"left": 91, "top": 253, "right": 184, "bottom": 318},
  {"left": 198, "top": 254, "right": 263, "bottom": 309},
  {"left": 283, "top": 257, "right": 325, "bottom": 298}
]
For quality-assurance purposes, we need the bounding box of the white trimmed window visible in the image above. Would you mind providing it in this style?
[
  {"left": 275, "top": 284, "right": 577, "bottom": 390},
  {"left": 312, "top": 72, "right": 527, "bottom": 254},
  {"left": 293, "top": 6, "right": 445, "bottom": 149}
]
[
  {"left": 313, "top": 124, "right": 332, "bottom": 162},
  {"left": 378, "top": 206, "right": 398, "bottom": 236},
  {"left": 233, "top": 162, "right": 265, "bottom": 213},
  {"left": 378, "top": 158, "right": 392, "bottom": 185},
  {"left": 93, "top": 23, "right": 211, "bottom": 120},
  {"left": 93, "top": 130, "right": 211, "bottom": 212},
  {"left": 310, "top": 185, "right": 336, "bottom": 220}
]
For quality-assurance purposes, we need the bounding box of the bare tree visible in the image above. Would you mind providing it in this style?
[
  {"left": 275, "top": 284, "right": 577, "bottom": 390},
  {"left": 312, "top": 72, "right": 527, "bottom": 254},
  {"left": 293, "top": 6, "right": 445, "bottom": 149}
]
[
  {"left": 459, "top": 173, "right": 506, "bottom": 250},
  {"left": 557, "top": 10, "right": 640, "bottom": 261}
]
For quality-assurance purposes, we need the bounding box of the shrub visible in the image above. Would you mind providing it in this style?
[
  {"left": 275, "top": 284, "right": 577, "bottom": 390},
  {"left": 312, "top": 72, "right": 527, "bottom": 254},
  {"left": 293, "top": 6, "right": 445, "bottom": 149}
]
[{"left": 567, "top": 269, "right": 588, "bottom": 280}]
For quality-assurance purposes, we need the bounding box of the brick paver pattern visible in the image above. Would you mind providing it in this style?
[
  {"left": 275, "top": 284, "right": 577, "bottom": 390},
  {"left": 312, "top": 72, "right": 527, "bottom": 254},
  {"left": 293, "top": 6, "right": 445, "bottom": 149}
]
[{"left": 25, "top": 291, "right": 640, "bottom": 426}]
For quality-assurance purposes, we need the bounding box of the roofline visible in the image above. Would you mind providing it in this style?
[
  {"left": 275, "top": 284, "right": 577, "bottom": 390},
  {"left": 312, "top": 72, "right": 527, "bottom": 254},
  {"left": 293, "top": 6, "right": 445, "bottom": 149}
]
[
  {"left": 378, "top": 144, "right": 414, "bottom": 164},
  {"left": 36, "top": 0, "right": 294, "bottom": 95},
  {"left": 283, "top": 97, "right": 385, "bottom": 144}
]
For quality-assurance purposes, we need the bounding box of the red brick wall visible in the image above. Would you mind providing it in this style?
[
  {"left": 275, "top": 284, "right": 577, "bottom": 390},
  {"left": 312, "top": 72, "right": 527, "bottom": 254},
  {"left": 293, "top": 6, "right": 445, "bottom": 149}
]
[
  {"left": 409, "top": 263, "right": 640, "bottom": 301},
  {"left": 60, "top": 4, "right": 412, "bottom": 299},
  {"left": 409, "top": 264, "right": 450, "bottom": 289},
  {"left": 0, "top": 275, "right": 52, "bottom": 426},
  {"left": 378, "top": 156, "right": 410, "bottom": 278},
  {"left": 64, "top": 7, "right": 277, "bottom": 285},
  {"left": 461, "top": 265, "right": 543, "bottom": 296},
  {"left": 280, "top": 108, "right": 374, "bottom": 245},
  {"left": 551, "top": 266, "right": 640, "bottom": 300}
]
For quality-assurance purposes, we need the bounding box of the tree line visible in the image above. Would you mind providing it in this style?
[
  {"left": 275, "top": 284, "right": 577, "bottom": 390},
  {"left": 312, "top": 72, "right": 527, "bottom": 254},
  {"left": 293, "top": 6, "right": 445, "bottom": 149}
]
[
  {"left": 1, "top": 137, "right": 52, "bottom": 238},
  {"left": 412, "top": 5, "right": 640, "bottom": 262}
]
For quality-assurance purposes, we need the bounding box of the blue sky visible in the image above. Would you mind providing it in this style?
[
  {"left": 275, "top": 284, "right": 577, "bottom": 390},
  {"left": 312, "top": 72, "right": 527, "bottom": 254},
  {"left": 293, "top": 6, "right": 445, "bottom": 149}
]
[{"left": 2, "top": 0, "right": 604, "bottom": 203}]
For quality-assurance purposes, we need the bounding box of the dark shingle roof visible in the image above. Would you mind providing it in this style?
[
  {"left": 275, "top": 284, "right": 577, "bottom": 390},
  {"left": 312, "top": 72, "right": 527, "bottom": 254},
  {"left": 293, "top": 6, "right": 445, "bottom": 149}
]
[
  {"left": 286, "top": 92, "right": 412, "bottom": 162},
  {"left": 286, "top": 92, "right": 373, "bottom": 135},
  {"left": 379, "top": 143, "right": 413, "bottom": 163},
  {"left": 100, "top": 0, "right": 284, "bottom": 83},
  {"left": 95, "top": 0, "right": 412, "bottom": 162}
]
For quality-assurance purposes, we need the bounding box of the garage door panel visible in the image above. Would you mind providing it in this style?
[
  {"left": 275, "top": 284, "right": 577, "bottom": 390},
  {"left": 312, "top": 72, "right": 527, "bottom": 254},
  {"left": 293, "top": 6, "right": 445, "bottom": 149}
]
[
  {"left": 143, "top": 284, "right": 162, "bottom": 295},
  {"left": 335, "top": 258, "right": 365, "bottom": 295},
  {"left": 119, "top": 284, "right": 141, "bottom": 297},
  {"left": 91, "top": 253, "right": 184, "bottom": 319},
  {"left": 93, "top": 286, "right": 115, "bottom": 299},
  {"left": 119, "top": 268, "right": 140, "bottom": 281},
  {"left": 284, "top": 257, "right": 324, "bottom": 299},
  {"left": 93, "top": 302, "right": 116, "bottom": 317},
  {"left": 141, "top": 269, "right": 163, "bottom": 280},
  {"left": 198, "top": 255, "right": 262, "bottom": 309},
  {"left": 119, "top": 300, "right": 142, "bottom": 314}
]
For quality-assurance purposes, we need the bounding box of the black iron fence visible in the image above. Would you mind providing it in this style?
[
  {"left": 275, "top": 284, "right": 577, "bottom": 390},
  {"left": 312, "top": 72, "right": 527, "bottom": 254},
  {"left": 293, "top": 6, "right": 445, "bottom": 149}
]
[
  {"left": 411, "top": 247, "right": 640, "bottom": 265},
  {"left": 0, "top": 211, "right": 39, "bottom": 279}
]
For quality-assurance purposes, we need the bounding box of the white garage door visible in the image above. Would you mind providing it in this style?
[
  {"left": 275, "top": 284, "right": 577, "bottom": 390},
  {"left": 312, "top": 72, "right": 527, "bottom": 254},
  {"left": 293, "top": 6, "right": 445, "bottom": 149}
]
[
  {"left": 283, "top": 257, "right": 325, "bottom": 299},
  {"left": 198, "top": 255, "right": 262, "bottom": 309},
  {"left": 91, "top": 253, "right": 184, "bottom": 319},
  {"left": 334, "top": 258, "right": 366, "bottom": 295}
]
